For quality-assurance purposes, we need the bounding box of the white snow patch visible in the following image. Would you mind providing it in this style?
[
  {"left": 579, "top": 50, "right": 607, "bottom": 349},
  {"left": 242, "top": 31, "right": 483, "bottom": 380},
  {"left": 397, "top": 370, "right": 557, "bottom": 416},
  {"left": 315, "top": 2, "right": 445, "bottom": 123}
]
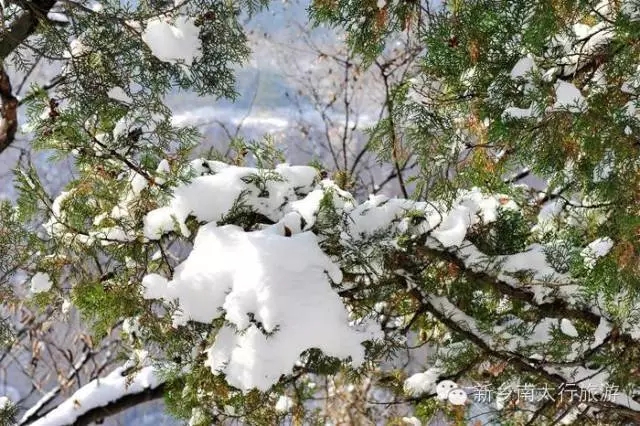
[
  {"left": 143, "top": 224, "right": 381, "bottom": 392},
  {"left": 503, "top": 105, "right": 537, "bottom": 119},
  {"left": 0, "top": 396, "right": 11, "bottom": 410},
  {"left": 275, "top": 395, "right": 294, "bottom": 413},
  {"left": 142, "top": 16, "right": 201, "bottom": 66},
  {"left": 510, "top": 55, "right": 536, "bottom": 79},
  {"left": 593, "top": 150, "right": 615, "bottom": 183},
  {"left": 143, "top": 164, "right": 318, "bottom": 239},
  {"left": 622, "top": 0, "right": 640, "bottom": 21},
  {"left": 553, "top": 81, "right": 586, "bottom": 112},
  {"left": 592, "top": 317, "right": 611, "bottom": 348},
  {"left": 30, "top": 272, "right": 52, "bottom": 294},
  {"left": 580, "top": 237, "right": 614, "bottom": 269},
  {"left": 560, "top": 318, "right": 579, "bottom": 338},
  {"left": 403, "top": 368, "right": 441, "bottom": 396},
  {"left": 107, "top": 87, "right": 132, "bottom": 104}
]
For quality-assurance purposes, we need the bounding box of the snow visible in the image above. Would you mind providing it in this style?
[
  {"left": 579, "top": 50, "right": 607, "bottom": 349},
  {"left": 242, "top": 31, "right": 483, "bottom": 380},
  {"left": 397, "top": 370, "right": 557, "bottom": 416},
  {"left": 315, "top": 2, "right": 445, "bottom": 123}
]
[
  {"left": 347, "top": 196, "right": 427, "bottom": 240},
  {"left": 580, "top": 237, "right": 614, "bottom": 269},
  {"left": 624, "top": 100, "right": 639, "bottom": 121},
  {"left": 402, "top": 417, "right": 422, "bottom": 426},
  {"left": 143, "top": 224, "right": 381, "bottom": 392},
  {"left": 447, "top": 388, "right": 467, "bottom": 405},
  {"left": 38, "top": 156, "right": 615, "bottom": 404},
  {"left": 130, "top": 172, "right": 148, "bottom": 195},
  {"left": 403, "top": 368, "right": 441, "bottom": 396},
  {"left": 142, "top": 16, "right": 201, "bottom": 66},
  {"left": 435, "top": 380, "right": 458, "bottom": 401},
  {"left": 107, "top": 87, "right": 133, "bottom": 104},
  {"left": 547, "top": 22, "right": 614, "bottom": 77},
  {"left": 143, "top": 164, "right": 318, "bottom": 239},
  {"left": 593, "top": 0, "right": 613, "bottom": 18},
  {"left": 455, "top": 242, "right": 568, "bottom": 304},
  {"left": 0, "top": 396, "right": 10, "bottom": 409},
  {"left": 61, "top": 298, "right": 72, "bottom": 316},
  {"left": 43, "top": 190, "right": 76, "bottom": 237},
  {"left": 592, "top": 317, "right": 611, "bottom": 348},
  {"left": 427, "top": 295, "right": 494, "bottom": 345},
  {"left": 560, "top": 318, "right": 579, "bottom": 338},
  {"left": 30, "top": 272, "right": 52, "bottom": 294},
  {"left": 141, "top": 274, "right": 169, "bottom": 300},
  {"left": 534, "top": 199, "right": 565, "bottom": 231},
  {"left": 0, "top": 385, "right": 20, "bottom": 405},
  {"left": 593, "top": 150, "right": 615, "bottom": 183},
  {"left": 29, "top": 366, "right": 161, "bottom": 426},
  {"left": 510, "top": 55, "right": 536, "bottom": 79},
  {"left": 274, "top": 395, "right": 294, "bottom": 413},
  {"left": 429, "top": 194, "right": 498, "bottom": 247},
  {"left": 503, "top": 105, "right": 537, "bottom": 119},
  {"left": 156, "top": 159, "right": 170, "bottom": 175},
  {"left": 122, "top": 316, "right": 141, "bottom": 339},
  {"left": 559, "top": 405, "right": 586, "bottom": 425},
  {"left": 89, "top": 1, "right": 103, "bottom": 12},
  {"left": 622, "top": 0, "right": 640, "bottom": 21},
  {"left": 64, "top": 39, "right": 88, "bottom": 59},
  {"left": 553, "top": 81, "right": 586, "bottom": 112},
  {"left": 342, "top": 188, "right": 510, "bottom": 247},
  {"left": 155, "top": 159, "right": 171, "bottom": 185},
  {"left": 138, "top": 165, "right": 579, "bottom": 392},
  {"left": 188, "top": 408, "right": 207, "bottom": 426}
]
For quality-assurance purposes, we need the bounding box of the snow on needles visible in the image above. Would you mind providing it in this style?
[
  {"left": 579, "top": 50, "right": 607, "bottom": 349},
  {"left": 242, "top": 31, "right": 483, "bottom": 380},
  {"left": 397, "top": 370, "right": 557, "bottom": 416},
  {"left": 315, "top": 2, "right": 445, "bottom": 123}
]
[
  {"left": 143, "top": 224, "right": 382, "bottom": 392},
  {"left": 137, "top": 161, "right": 531, "bottom": 392},
  {"left": 0, "top": 396, "right": 10, "bottom": 410},
  {"left": 403, "top": 368, "right": 441, "bottom": 396},
  {"left": 142, "top": 16, "right": 201, "bottom": 66},
  {"left": 581, "top": 237, "right": 614, "bottom": 269},
  {"left": 143, "top": 163, "right": 318, "bottom": 239},
  {"left": 42, "top": 159, "right": 568, "bottom": 395}
]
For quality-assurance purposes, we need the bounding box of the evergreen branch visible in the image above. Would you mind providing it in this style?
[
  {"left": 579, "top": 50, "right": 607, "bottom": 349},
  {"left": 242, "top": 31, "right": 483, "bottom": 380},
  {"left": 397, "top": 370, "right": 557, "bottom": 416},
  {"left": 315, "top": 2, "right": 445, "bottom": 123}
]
[
  {"left": 420, "top": 245, "right": 601, "bottom": 327},
  {"left": 415, "top": 289, "right": 640, "bottom": 422}
]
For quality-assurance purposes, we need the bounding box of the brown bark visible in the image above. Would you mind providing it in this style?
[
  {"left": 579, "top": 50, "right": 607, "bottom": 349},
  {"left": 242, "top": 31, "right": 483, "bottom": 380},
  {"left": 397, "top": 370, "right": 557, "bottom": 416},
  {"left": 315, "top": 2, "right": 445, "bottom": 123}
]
[
  {"left": 0, "top": 0, "right": 58, "bottom": 153},
  {"left": 0, "top": 0, "right": 57, "bottom": 60},
  {"left": 0, "top": 66, "right": 17, "bottom": 153}
]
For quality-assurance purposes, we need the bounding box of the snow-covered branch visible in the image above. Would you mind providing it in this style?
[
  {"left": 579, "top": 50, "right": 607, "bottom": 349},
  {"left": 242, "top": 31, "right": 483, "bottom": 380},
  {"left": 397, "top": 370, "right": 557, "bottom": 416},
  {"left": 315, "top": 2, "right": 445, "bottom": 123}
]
[{"left": 26, "top": 366, "right": 163, "bottom": 426}]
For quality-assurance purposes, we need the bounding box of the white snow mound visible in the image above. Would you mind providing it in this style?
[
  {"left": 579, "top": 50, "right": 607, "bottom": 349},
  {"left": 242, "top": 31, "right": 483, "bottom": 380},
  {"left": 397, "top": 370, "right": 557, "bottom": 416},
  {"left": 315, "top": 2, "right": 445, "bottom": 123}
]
[{"left": 142, "top": 224, "right": 381, "bottom": 392}]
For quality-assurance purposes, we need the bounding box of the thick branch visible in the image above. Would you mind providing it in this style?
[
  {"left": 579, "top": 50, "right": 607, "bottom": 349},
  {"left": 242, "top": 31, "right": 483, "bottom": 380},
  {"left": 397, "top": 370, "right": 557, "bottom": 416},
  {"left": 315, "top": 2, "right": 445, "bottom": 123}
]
[
  {"left": 0, "top": 0, "right": 57, "bottom": 60},
  {"left": 417, "top": 289, "right": 640, "bottom": 422},
  {"left": 72, "top": 383, "right": 165, "bottom": 426},
  {"left": 0, "top": 66, "right": 17, "bottom": 153},
  {"left": 421, "top": 245, "right": 601, "bottom": 327},
  {"left": 26, "top": 366, "right": 164, "bottom": 426},
  {"left": 0, "top": 0, "right": 57, "bottom": 153}
]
